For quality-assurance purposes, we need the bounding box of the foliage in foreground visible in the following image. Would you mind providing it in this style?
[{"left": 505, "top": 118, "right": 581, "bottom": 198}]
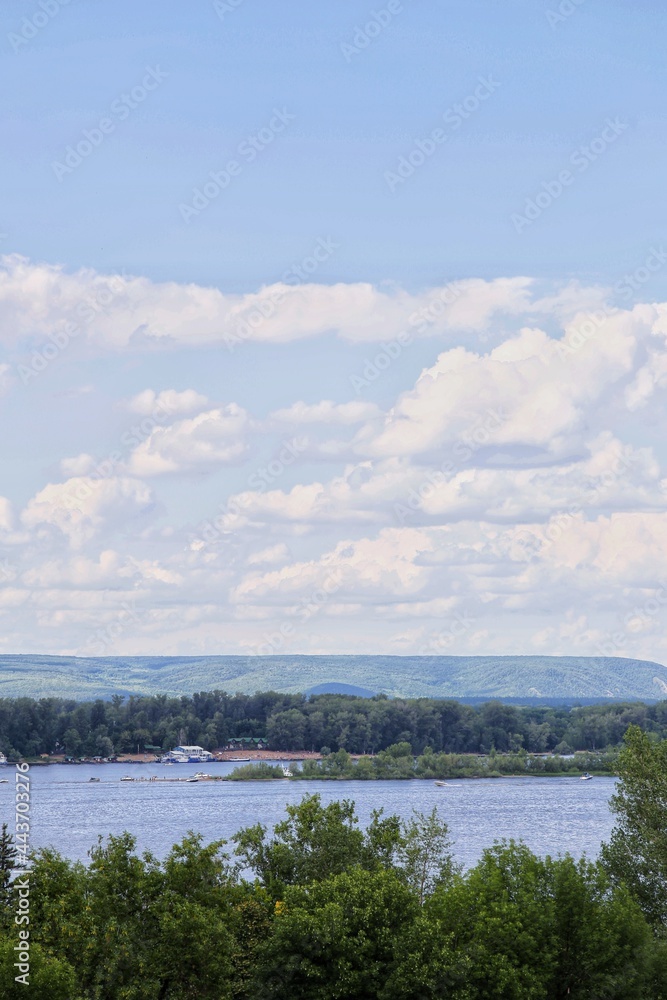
[
  {"left": 602, "top": 724, "right": 667, "bottom": 927},
  {"left": 1, "top": 792, "right": 666, "bottom": 999}
]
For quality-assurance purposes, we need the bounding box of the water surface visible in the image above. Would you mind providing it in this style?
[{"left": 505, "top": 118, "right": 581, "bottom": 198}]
[{"left": 0, "top": 763, "right": 616, "bottom": 868}]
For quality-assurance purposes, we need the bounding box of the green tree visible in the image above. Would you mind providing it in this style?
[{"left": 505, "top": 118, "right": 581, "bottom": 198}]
[
  {"left": 95, "top": 735, "right": 114, "bottom": 758},
  {"left": 62, "top": 727, "right": 81, "bottom": 757},
  {"left": 601, "top": 724, "right": 667, "bottom": 925},
  {"left": 388, "top": 843, "right": 661, "bottom": 1000},
  {"left": 0, "top": 823, "right": 17, "bottom": 924},
  {"left": 256, "top": 867, "right": 418, "bottom": 1000},
  {"left": 28, "top": 832, "right": 243, "bottom": 1000},
  {"left": 141, "top": 833, "right": 241, "bottom": 999},
  {"left": 397, "top": 808, "right": 456, "bottom": 905},
  {"left": 229, "top": 888, "right": 274, "bottom": 1000},
  {"left": 442, "top": 841, "right": 556, "bottom": 998},
  {"left": 266, "top": 709, "right": 307, "bottom": 751},
  {"left": 25, "top": 848, "right": 88, "bottom": 968},
  {"left": 0, "top": 939, "right": 78, "bottom": 999},
  {"left": 389, "top": 843, "right": 554, "bottom": 999},
  {"left": 374, "top": 741, "right": 414, "bottom": 779},
  {"left": 76, "top": 832, "right": 157, "bottom": 996},
  {"left": 362, "top": 809, "right": 403, "bottom": 870},
  {"left": 319, "top": 747, "right": 353, "bottom": 777},
  {"left": 233, "top": 793, "right": 415, "bottom": 898},
  {"left": 234, "top": 794, "right": 365, "bottom": 896},
  {"left": 545, "top": 853, "right": 655, "bottom": 999}
]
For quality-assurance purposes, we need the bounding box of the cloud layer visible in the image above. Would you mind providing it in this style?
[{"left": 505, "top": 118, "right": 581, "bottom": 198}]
[
  {"left": 0, "top": 255, "right": 553, "bottom": 350},
  {"left": 2, "top": 258, "right": 667, "bottom": 675}
]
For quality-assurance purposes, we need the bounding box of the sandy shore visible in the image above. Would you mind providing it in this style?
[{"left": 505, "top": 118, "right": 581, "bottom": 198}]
[{"left": 36, "top": 749, "right": 326, "bottom": 765}]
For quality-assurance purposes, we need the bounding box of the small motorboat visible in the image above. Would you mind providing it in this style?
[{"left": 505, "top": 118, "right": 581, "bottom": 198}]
[
  {"left": 192, "top": 771, "right": 211, "bottom": 779},
  {"left": 434, "top": 781, "right": 449, "bottom": 787},
  {"left": 120, "top": 775, "right": 134, "bottom": 781},
  {"left": 88, "top": 777, "right": 101, "bottom": 782},
  {"left": 186, "top": 776, "right": 199, "bottom": 782},
  {"left": 580, "top": 772, "right": 593, "bottom": 781},
  {"left": 0, "top": 778, "right": 9, "bottom": 783},
  {"left": 282, "top": 767, "right": 293, "bottom": 778}
]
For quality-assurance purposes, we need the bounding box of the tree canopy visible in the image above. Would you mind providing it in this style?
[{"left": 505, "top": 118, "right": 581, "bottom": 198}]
[
  {"left": 1, "top": 690, "right": 666, "bottom": 758},
  {"left": 1, "top": 792, "right": 666, "bottom": 998}
]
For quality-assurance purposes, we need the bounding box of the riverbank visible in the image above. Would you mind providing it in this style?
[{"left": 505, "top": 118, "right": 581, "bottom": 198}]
[
  {"left": 16, "top": 749, "right": 328, "bottom": 765},
  {"left": 27, "top": 768, "right": 614, "bottom": 783},
  {"left": 220, "top": 747, "right": 617, "bottom": 782},
  {"left": 218, "top": 769, "right": 614, "bottom": 781},
  {"left": 10, "top": 747, "right": 617, "bottom": 779}
]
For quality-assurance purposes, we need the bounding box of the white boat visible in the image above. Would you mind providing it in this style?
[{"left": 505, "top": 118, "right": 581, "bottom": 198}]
[
  {"left": 434, "top": 781, "right": 449, "bottom": 787},
  {"left": 232, "top": 757, "right": 252, "bottom": 762},
  {"left": 282, "top": 766, "right": 293, "bottom": 778},
  {"left": 193, "top": 771, "right": 211, "bottom": 779},
  {"left": 120, "top": 775, "right": 134, "bottom": 781},
  {"left": 580, "top": 772, "right": 593, "bottom": 781},
  {"left": 0, "top": 753, "right": 7, "bottom": 765},
  {"left": 162, "top": 745, "right": 214, "bottom": 764}
]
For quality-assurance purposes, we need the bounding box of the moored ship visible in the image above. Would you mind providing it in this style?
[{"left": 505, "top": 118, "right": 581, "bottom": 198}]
[{"left": 160, "top": 745, "right": 215, "bottom": 764}]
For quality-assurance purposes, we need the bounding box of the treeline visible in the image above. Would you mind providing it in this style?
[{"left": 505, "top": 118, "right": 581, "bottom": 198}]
[
  {"left": 2, "top": 728, "right": 667, "bottom": 998},
  {"left": 232, "top": 744, "right": 617, "bottom": 780},
  {"left": 1, "top": 689, "right": 667, "bottom": 758}
]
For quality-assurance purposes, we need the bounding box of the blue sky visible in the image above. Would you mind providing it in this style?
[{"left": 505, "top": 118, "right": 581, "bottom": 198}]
[
  {"left": 2, "top": 0, "right": 667, "bottom": 288},
  {"left": 1, "top": 0, "right": 667, "bottom": 677}
]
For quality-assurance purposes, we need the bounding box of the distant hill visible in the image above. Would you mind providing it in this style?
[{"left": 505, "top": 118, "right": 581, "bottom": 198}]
[
  {"left": 304, "top": 682, "right": 378, "bottom": 698},
  {"left": 0, "top": 653, "right": 665, "bottom": 701}
]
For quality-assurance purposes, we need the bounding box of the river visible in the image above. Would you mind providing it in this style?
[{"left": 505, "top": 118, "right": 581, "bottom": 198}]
[{"left": 1, "top": 762, "right": 616, "bottom": 868}]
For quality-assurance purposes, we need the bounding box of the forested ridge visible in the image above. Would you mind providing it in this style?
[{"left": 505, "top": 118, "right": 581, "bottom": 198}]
[
  {"left": 1, "top": 689, "right": 666, "bottom": 758},
  {"left": 0, "top": 652, "right": 665, "bottom": 700}
]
